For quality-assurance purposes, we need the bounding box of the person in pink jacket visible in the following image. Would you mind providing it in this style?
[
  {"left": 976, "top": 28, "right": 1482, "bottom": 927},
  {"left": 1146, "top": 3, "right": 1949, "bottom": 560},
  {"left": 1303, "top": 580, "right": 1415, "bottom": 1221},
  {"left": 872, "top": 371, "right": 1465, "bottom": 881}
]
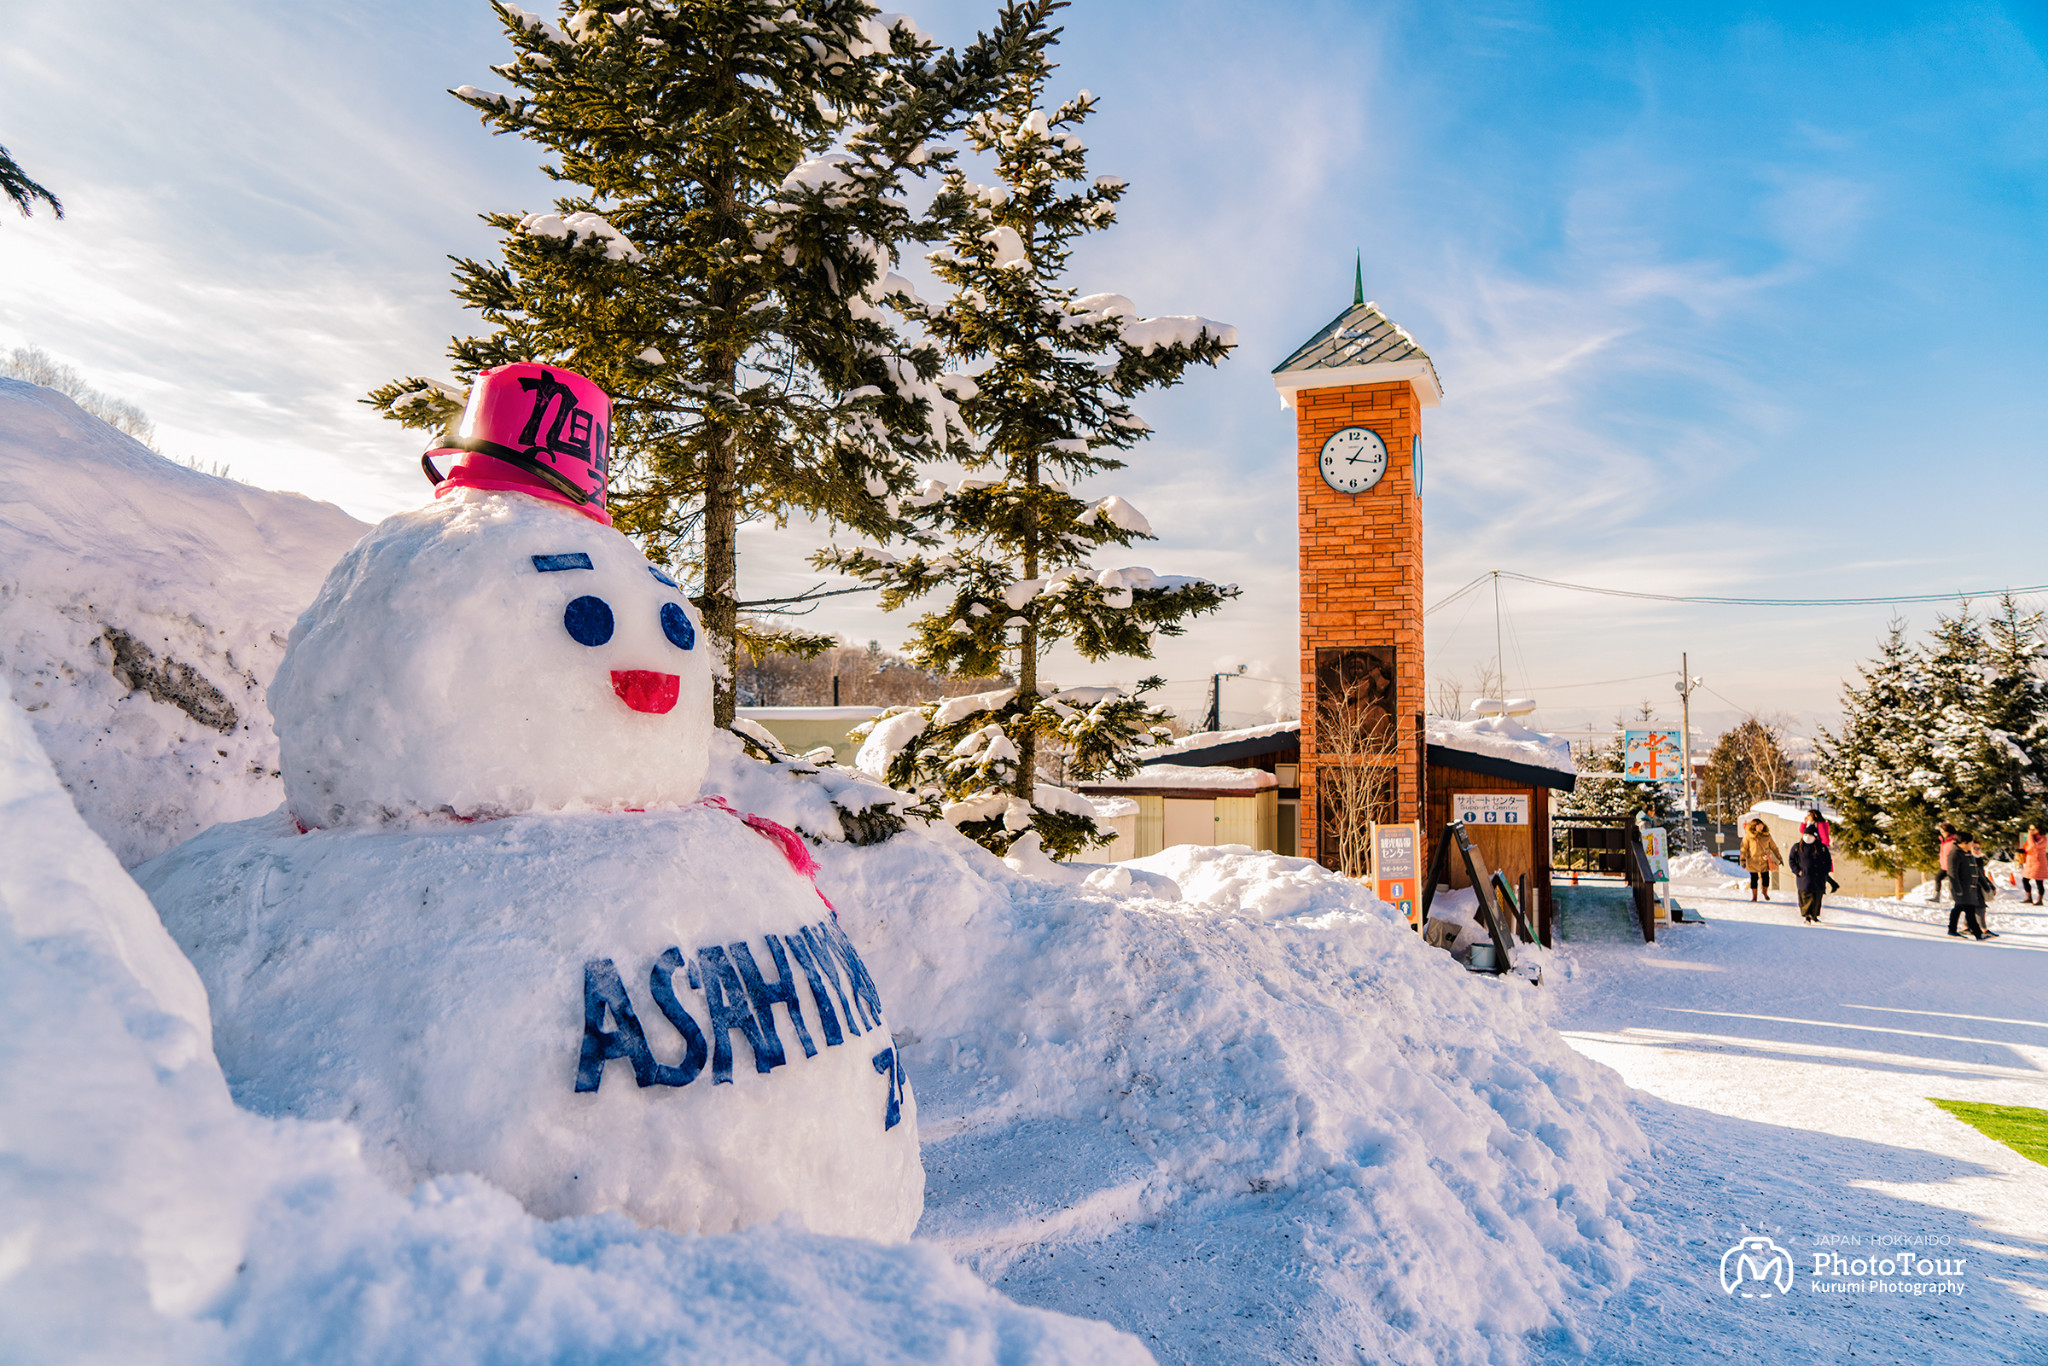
[
  {"left": 1803, "top": 807, "right": 1841, "bottom": 895},
  {"left": 2018, "top": 822, "right": 2048, "bottom": 906}
]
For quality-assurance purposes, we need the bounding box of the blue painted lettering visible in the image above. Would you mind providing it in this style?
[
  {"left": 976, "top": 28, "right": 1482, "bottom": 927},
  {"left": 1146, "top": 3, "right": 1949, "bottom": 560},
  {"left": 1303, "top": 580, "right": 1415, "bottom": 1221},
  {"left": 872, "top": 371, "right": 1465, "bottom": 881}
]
[
  {"left": 576, "top": 958, "right": 658, "bottom": 1092},
  {"left": 645, "top": 947, "right": 709, "bottom": 1087},
  {"left": 696, "top": 945, "right": 783, "bottom": 1082},
  {"left": 730, "top": 937, "right": 818, "bottom": 1059}
]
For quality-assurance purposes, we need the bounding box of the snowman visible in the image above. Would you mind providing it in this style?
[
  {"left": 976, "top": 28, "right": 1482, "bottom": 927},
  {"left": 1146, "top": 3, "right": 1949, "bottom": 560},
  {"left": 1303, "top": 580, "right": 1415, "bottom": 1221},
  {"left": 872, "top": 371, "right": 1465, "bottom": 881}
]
[{"left": 138, "top": 364, "right": 922, "bottom": 1239}]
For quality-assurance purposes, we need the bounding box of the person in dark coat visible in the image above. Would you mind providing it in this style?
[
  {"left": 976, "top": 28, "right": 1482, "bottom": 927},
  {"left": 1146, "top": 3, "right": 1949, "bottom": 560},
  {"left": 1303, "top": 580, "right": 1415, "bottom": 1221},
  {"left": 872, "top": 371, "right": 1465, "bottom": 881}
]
[
  {"left": 1803, "top": 808, "right": 1841, "bottom": 894},
  {"left": 1947, "top": 833, "right": 1997, "bottom": 940},
  {"left": 1788, "top": 828, "right": 1831, "bottom": 923}
]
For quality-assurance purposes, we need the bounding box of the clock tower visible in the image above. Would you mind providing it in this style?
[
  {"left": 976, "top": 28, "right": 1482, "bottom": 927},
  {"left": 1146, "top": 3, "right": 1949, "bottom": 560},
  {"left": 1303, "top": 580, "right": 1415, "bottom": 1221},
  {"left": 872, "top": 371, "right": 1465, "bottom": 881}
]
[{"left": 1273, "top": 280, "right": 1442, "bottom": 871}]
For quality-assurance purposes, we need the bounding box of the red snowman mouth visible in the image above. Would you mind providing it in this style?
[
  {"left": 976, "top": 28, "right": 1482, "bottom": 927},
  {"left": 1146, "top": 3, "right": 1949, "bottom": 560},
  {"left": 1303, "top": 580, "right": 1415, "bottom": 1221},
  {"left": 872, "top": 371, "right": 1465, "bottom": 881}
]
[{"left": 611, "top": 670, "right": 680, "bottom": 714}]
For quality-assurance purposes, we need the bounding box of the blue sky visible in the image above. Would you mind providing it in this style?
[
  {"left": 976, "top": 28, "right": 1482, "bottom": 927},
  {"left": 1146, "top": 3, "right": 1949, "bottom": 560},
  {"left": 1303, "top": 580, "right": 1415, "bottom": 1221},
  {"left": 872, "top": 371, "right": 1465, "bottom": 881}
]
[{"left": 3, "top": 0, "right": 2044, "bottom": 737}]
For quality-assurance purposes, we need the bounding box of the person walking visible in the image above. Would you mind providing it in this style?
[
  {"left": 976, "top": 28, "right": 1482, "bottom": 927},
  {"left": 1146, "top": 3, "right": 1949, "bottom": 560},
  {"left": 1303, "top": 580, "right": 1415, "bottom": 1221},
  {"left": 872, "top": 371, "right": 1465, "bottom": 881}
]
[
  {"left": 1803, "top": 807, "right": 1841, "bottom": 894},
  {"left": 1947, "top": 833, "right": 1997, "bottom": 940},
  {"left": 2018, "top": 822, "right": 2047, "bottom": 906},
  {"left": 1788, "top": 827, "right": 1832, "bottom": 923},
  {"left": 1741, "top": 817, "right": 1782, "bottom": 902},
  {"left": 1933, "top": 822, "right": 1957, "bottom": 902}
]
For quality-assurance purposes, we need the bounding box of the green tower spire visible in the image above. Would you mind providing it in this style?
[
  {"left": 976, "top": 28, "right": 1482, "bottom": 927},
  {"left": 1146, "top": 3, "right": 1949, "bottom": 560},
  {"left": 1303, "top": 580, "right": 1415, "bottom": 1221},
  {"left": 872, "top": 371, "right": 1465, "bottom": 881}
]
[{"left": 1352, "top": 252, "right": 1363, "bottom": 306}]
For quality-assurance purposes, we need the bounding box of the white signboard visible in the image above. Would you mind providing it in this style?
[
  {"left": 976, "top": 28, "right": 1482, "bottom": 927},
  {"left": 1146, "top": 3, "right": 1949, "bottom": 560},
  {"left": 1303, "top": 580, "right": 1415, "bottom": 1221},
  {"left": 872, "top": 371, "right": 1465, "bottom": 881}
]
[
  {"left": 1453, "top": 793, "right": 1530, "bottom": 827},
  {"left": 1641, "top": 826, "right": 1670, "bottom": 881}
]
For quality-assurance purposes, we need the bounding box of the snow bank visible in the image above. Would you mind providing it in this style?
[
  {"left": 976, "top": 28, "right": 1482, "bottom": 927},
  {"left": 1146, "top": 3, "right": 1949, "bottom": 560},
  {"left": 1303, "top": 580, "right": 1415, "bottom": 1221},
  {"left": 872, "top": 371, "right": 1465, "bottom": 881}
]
[
  {"left": 1426, "top": 713, "right": 1576, "bottom": 778},
  {"left": 0, "top": 677, "right": 1147, "bottom": 1364},
  {"left": 0, "top": 377, "right": 369, "bottom": 864},
  {"left": 758, "top": 783, "right": 1651, "bottom": 1362}
]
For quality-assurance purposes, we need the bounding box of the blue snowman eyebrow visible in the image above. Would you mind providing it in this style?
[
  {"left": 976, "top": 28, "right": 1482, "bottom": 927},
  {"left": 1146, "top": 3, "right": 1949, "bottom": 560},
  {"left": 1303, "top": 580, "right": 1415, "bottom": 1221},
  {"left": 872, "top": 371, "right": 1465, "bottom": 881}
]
[
  {"left": 647, "top": 565, "right": 679, "bottom": 588},
  {"left": 532, "top": 553, "right": 594, "bottom": 573}
]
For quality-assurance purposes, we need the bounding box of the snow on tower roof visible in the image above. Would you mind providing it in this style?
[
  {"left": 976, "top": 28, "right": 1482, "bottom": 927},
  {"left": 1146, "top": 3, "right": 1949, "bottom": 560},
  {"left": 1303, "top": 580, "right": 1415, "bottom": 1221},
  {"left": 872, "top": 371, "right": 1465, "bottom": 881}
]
[{"left": 1272, "top": 300, "right": 1443, "bottom": 408}]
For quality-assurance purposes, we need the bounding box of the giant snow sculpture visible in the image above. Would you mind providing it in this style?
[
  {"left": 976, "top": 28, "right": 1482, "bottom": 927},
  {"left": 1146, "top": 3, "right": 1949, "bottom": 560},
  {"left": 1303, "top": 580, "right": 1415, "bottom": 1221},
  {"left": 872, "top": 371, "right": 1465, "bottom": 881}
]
[{"left": 139, "top": 365, "right": 923, "bottom": 1239}]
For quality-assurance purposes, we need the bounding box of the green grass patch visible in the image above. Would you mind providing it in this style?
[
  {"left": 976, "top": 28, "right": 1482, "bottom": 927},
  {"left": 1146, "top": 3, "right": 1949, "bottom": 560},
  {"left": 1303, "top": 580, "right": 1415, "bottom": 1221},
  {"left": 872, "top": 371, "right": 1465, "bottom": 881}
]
[{"left": 1929, "top": 1099, "right": 2048, "bottom": 1168}]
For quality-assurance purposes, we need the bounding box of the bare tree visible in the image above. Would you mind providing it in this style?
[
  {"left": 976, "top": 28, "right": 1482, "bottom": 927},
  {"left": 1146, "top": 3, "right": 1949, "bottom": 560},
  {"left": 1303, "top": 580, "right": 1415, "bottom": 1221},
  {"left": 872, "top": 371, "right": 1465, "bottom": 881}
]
[
  {"left": 1317, "top": 673, "right": 1401, "bottom": 877},
  {"left": 733, "top": 628, "right": 1007, "bottom": 708},
  {"left": 4, "top": 345, "right": 158, "bottom": 450},
  {"left": 1428, "top": 661, "right": 1505, "bottom": 720},
  {"left": 1702, "top": 715, "right": 1798, "bottom": 818}
]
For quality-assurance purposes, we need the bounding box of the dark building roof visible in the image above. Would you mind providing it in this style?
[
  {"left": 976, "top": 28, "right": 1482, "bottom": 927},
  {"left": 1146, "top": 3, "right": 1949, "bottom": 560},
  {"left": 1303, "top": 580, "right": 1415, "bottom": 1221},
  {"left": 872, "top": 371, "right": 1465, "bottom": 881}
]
[
  {"left": 1427, "top": 743, "right": 1578, "bottom": 793},
  {"left": 1273, "top": 299, "right": 1443, "bottom": 398}
]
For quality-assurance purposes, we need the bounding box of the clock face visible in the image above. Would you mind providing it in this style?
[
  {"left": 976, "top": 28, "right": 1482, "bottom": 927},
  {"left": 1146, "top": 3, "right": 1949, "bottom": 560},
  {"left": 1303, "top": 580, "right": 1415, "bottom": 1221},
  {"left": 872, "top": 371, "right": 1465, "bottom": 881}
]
[{"left": 1318, "top": 426, "right": 1388, "bottom": 495}]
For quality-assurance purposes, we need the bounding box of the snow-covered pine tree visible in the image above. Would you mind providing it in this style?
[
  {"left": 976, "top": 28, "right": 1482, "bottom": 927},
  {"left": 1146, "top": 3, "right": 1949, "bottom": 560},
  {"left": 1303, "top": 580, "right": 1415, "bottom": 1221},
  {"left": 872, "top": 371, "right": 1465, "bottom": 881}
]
[
  {"left": 368, "top": 0, "right": 1052, "bottom": 724},
  {"left": 1978, "top": 594, "right": 2048, "bottom": 838},
  {"left": 823, "top": 65, "right": 1237, "bottom": 859},
  {"left": 1915, "top": 606, "right": 2035, "bottom": 853},
  {"left": 1819, "top": 620, "right": 1940, "bottom": 877}
]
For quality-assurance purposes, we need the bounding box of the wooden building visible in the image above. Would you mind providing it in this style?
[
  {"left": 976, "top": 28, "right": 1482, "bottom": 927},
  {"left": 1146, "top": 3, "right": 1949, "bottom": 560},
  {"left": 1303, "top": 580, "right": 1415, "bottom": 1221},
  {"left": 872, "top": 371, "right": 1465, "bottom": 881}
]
[{"left": 1424, "top": 722, "right": 1578, "bottom": 922}]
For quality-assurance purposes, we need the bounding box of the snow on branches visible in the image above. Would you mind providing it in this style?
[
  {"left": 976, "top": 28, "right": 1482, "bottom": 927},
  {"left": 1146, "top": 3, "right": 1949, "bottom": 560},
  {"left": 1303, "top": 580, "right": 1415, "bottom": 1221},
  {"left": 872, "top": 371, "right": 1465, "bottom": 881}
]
[
  {"left": 820, "top": 52, "right": 1237, "bottom": 859},
  {"left": 374, "top": 0, "right": 1061, "bottom": 725},
  {"left": 1818, "top": 598, "right": 2048, "bottom": 872}
]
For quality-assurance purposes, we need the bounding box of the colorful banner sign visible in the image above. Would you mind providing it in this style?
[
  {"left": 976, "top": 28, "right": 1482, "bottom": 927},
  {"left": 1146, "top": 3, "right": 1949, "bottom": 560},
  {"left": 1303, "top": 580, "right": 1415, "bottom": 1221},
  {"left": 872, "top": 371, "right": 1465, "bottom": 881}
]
[
  {"left": 1371, "top": 821, "right": 1421, "bottom": 925},
  {"left": 1623, "top": 728, "right": 1684, "bottom": 783},
  {"left": 1453, "top": 793, "right": 1529, "bottom": 826}
]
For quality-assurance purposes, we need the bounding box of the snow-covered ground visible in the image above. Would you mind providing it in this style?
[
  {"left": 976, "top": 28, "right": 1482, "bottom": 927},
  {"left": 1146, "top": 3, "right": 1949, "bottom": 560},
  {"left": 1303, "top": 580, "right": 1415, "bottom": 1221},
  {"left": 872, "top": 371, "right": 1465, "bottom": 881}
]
[
  {"left": 1549, "top": 864, "right": 2048, "bottom": 1362},
  {"left": 6, "top": 383, "right": 2044, "bottom": 1363}
]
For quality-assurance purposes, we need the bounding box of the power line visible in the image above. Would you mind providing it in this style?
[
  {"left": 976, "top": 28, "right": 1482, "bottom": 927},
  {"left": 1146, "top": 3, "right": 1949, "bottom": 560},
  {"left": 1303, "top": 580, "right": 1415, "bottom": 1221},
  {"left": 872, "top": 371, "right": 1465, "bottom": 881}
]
[
  {"left": 1517, "top": 670, "right": 1675, "bottom": 691},
  {"left": 1487, "top": 571, "right": 2048, "bottom": 609}
]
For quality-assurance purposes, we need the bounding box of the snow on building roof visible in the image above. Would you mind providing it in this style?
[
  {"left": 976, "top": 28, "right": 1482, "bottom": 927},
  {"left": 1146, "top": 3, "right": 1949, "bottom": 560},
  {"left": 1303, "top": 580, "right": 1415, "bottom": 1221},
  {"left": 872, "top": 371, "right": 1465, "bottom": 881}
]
[
  {"left": 1271, "top": 300, "right": 1443, "bottom": 408},
  {"left": 737, "top": 706, "right": 887, "bottom": 722},
  {"left": 1081, "top": 763, "right": 1279, "bottom": 794},
  {"left": 1137, "top": 720, "right": 1299, "bottom": 764},
  {"left": 1425, "top": 715, "right": 1576, "bottom": 780}
]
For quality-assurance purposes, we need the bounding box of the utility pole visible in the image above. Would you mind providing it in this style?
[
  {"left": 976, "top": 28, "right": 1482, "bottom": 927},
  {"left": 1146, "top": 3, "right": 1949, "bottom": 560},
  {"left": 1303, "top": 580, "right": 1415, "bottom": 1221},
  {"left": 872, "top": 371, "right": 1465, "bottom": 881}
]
[
  {"left": 1492, "top": 570, "right": 1504, "bottom": 694},
  {"left": 1674, "top": 655, "right": 1702, "bottom": 850}
]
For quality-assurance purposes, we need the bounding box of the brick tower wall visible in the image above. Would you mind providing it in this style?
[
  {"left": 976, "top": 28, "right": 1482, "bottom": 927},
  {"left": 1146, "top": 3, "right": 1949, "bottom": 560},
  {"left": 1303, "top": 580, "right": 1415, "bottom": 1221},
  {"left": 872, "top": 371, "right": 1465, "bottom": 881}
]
[{"left": 1296, "top": 380, "right": 1424, "bottom": 868}]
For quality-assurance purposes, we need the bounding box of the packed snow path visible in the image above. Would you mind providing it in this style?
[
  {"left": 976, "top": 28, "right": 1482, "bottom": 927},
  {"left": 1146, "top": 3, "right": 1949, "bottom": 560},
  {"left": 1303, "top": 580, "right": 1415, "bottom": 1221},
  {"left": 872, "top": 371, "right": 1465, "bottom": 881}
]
[{"left": 1552, "top": 869, "right": 2048, "bottom": 1363}]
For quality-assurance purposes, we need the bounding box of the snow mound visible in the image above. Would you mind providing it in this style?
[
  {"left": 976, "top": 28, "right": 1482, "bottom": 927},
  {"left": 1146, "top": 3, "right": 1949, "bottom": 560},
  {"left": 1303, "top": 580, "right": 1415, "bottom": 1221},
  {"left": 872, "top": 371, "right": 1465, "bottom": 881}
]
[
  {"left": 0, "top": 676, "right": 1147, "bottom": 1364},
  {"left": 272, "top": 490, "right": 713, "bottom": 827},
  {"left": 1667, "top": 850, "right": 1727, "bottom": 880},
  {"left": 0, "top": 378, "right": 370, "bottom": 864},
  {"left": 1426, "top": 713, "right": 1576, "bottom": 778},
  {"left": 797, "top": 795, "right": 1649, "bottom": 1362}
]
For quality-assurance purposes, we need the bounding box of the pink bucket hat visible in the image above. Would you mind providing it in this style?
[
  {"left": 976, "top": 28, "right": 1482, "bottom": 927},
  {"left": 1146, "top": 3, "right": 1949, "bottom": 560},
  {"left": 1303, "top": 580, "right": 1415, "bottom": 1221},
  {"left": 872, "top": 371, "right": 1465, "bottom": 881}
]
[{"left": 422, "top": 363, "right": 613, "bottom": 525}]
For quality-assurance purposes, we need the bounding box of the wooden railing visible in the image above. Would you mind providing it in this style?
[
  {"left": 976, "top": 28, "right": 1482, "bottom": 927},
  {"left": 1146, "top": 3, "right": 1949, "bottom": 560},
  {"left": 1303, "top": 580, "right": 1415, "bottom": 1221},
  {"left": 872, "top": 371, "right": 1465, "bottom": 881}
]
[{"left": 1551, "top": 816, "right": 1656, "bottom": 943}]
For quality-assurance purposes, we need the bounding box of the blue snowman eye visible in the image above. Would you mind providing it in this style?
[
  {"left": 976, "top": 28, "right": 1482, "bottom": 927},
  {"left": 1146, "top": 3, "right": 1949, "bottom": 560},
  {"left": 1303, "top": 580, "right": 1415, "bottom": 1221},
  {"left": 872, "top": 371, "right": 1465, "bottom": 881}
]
[
  {"left": 564, "top": 595, "right": 615, "bottom": 646},
  {"left": 661, "top": 601, "right": 695, "bottom": 650}
]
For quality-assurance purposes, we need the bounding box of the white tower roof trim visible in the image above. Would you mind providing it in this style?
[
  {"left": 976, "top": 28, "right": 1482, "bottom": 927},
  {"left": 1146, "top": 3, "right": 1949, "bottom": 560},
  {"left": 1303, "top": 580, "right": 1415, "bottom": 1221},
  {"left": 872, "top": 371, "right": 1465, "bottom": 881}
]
[{"left": 1271, "top": 300, "right": 1443, "bottom": 410}]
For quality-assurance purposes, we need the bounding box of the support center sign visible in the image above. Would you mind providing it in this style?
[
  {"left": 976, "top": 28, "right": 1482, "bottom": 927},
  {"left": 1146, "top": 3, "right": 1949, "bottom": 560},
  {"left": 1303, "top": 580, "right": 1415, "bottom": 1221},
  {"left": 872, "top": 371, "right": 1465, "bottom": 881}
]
[{"left": 1454, "top": 793, "right": 1529, "bottom": 826}]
